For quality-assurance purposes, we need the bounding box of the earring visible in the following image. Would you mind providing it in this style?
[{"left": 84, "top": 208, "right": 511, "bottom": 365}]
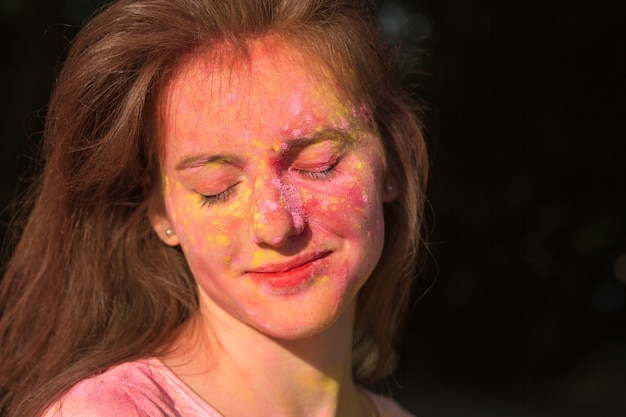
[
  {"left": 165, "top": 228, "right": 173, "bottom": 237},
  {"left": 386, "top": 184, "right": 394, "bottom": 194}
]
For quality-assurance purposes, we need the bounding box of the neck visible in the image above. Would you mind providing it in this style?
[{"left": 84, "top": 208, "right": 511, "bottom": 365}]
[{"left": 162, "top": 294, "right": 369, "bottom": 417}]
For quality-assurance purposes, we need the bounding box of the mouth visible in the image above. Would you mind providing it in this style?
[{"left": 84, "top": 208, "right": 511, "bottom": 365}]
[
  {"left": 245, "top": 251, "right": 332, "bottom": 292},
  {"left": 247, "top": 251, "right": 331, "bottom": 274}
]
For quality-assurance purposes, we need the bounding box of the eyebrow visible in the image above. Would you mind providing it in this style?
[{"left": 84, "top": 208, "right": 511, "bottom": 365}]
[
  {"left": 283, "top": 128, "right": 353, "bottom": 153},
  {"left": 174, "top": 127, "right": 354, "bottom": 171},
  {"left": 175, "top": 154, "right": 240, "bottom": 171}
]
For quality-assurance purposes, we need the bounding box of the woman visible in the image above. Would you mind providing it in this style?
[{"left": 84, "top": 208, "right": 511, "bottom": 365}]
[{"left": 0, "top": 0, "right": 428, "bottom": 416}]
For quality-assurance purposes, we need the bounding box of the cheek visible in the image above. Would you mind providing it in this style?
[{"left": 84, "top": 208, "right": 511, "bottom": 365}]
[
  {"left": 164, "top": 179, "right": 248, "bottom": 258},
  {"left": 302, "top": 168, "right": 383, "bottom": 241}
]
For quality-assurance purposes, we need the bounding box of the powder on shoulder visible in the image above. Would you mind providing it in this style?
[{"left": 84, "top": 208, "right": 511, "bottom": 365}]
[{"left": 41, "top": 358, "right": 222, "bottom": 417}]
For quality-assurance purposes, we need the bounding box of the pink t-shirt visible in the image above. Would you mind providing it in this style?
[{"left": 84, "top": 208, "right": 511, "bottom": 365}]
[{"left": 42, "top": 358, "right": 415, "bottom": 416}]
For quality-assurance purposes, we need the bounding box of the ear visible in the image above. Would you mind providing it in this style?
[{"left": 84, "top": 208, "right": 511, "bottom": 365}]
[
  {"left": 383, "top": 176, "right": 399, "bottom": 202},
  {"left": 148, "top": 207, "right": 180, "bottom": 247}
]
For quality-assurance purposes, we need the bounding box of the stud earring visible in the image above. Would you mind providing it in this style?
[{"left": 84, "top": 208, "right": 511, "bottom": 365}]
[
  {"left": 165, "top": 228, "right": 173, "bottom": 237},
  {"left": 386, "top": 184, "right": 394, "bottom": 194}
]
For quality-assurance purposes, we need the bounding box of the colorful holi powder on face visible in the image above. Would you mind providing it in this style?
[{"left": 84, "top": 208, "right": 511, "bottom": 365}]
[
  {"left": 213, "top": 235, "right": 230, "bottom": 246},
  {"left": 155, "top": 40, "right": 388, "bottom": 339},
  {"left": 273, "top": 142, "right": 289, "bottom": 153}
]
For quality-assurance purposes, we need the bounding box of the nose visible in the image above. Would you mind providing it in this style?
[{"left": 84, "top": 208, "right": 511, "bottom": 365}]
[{"left": 250, "top": 176, "right": 305, "bottom": 247}]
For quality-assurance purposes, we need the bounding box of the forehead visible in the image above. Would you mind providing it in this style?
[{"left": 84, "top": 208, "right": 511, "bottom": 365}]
[
  {"left": 157, "top": 39, "right": 361, "bottom": 150},
  {"left": 165, "top": 39, "right": 347, "bottom": 107},
  {"left": 228, "top": 38, "right": 330, "bottom": 84}
]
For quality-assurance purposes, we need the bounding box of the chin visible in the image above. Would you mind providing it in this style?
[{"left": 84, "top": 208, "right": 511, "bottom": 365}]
[
  {"left": 258, "top": 319, "right": 335, "bottom": 341},
  {"left": 246, "top": 294, "right": 357, "bottom": 342}
]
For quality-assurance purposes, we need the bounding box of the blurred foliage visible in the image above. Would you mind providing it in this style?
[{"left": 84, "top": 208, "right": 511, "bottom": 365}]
[{"left": 1, "top": 0, "right": 624, "bottom": 415}]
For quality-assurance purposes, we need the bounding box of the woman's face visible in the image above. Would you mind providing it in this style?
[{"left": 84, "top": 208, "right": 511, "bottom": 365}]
[{"left": 154, "top": 42, "right": 392, "bottom": 339}]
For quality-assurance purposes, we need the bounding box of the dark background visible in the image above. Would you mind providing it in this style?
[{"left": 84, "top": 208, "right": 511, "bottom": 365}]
[{"left": 1, "top": 0, "right": 624, "bottom": 416}]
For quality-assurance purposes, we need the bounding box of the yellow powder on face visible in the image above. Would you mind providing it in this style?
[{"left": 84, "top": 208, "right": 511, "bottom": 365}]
[
  {"left": 252, "top": 251, "right": 265, "bottom": 268},
  {"left": 319, "top": 275, "right": 330, "bottom": 284},
  {"left": 320, "top": 196, "right": 340, "bottom": 212},
  {"left": 214, "top": 235, "right": 230, "bottom": 246},
  {"left": 215, "top": 189, "right": 248, "bottom": 219},
  {"left": 272, "top": 142, "right": 289, "bottom": 153}
]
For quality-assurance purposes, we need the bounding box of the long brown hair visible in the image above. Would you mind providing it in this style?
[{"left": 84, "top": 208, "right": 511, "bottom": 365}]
[{"left": 0, "top": 0, "right": 428, "bottom": 415}]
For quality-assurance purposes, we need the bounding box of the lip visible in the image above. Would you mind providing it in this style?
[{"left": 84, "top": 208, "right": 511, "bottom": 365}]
[
  {"left": 247, "top": 251, "right": 331, "bottom": 274},
  {"left": 245, "top": 251, "right": 331, "bottom": 292}
]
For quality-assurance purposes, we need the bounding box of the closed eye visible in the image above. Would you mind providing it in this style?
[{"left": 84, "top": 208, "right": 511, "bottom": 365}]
[
  {"left": 295, "top": 164, "right": 337, "bottom": 180},
  {"left": 198, "top": 183, "right": 238, "bottom": 206}
]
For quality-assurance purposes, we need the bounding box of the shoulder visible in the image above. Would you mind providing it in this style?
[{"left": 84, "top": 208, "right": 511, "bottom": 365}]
[
  {"left": 366, "top": 391, "right": 417, "bottom": 417},
  {"left": 41, "top": 359, "right": 180, "bottom": 417}
]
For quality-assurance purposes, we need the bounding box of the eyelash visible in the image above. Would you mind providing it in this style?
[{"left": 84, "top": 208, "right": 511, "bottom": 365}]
[
  {"left": 197, "top": 161, "right": 338, "bottom": 206},
  {"left": 199, "top": 185, "right": 236, "bottom": 206},
  {"left": 294, "top": 153, "right": 341, "bottom": 181},
  {"left": 296, "top": 165, "right": 337, "bottom": 180},
  {"left": 298, "top": 165, "right": 335, "bottom": 181}
]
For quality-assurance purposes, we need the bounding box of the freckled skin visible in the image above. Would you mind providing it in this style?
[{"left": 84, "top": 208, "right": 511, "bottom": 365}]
[{"left": 157, "top": 42, "right": 387, "bottom": 340}]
